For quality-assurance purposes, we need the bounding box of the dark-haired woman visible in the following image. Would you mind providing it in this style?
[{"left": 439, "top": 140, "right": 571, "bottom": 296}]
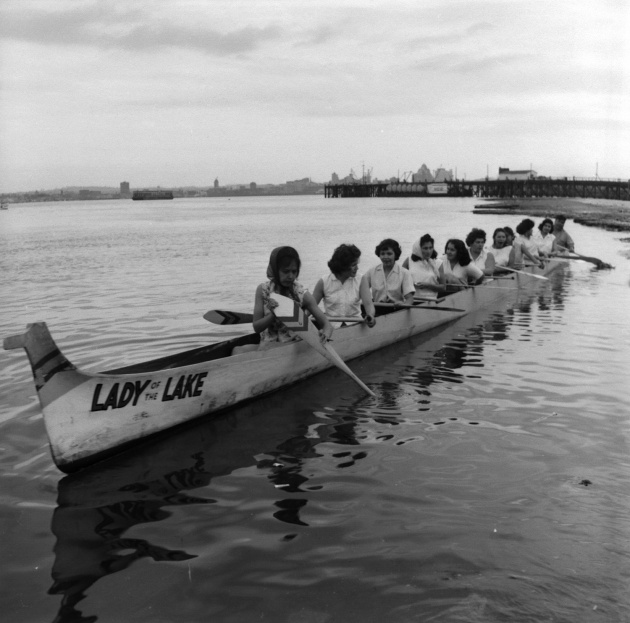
[
  {"left": 534, "top": 218, "right": 555, "bottom": 256},
  {"left": 313, "top": 244, "right": 376, "bottom": 327},
  {"left": 490, "top": 227, "right": 513, "bottom": 269},
  {"left": 439, "top": 238, "right": 484, "bottom": 287},
  {"left": 363, "top": 238, "right": 415, "bottom": 305},
  {"left": 254, "top": 246, "right": 333, "bottom": 348},
  {"left": 465, "top": 228, "right": 496, "bottom": 276},
  {"left": 513, "top": 219, "right": 545, "bottom": 269},
  {"left": 402, "top": 234, "right": 445, "bottom": 300}
]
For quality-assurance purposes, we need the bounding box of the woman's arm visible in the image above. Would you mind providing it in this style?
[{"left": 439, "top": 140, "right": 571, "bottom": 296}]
[
  {"left": 434, "top": 265, "right": 447, "bottom": 292},
  {"left": 484, "top": 252, "right": 496, "bottom": 276},
  {"left": 507, "top": 246, "right": 516, "bottom": 267},
  {"left": 359, "top": 277, "right": 376, "bottom": 327},
  {"left": 312, "top": 278, "right": 324, "bottom": 305},
  {"left": 302, "top": 292, "right": 333, "bottom": 341},
  {"left": 468, "top": 264, "right": 484, "bottom": 285},
  {"left": 360, "top": 273, "right": 373, "bottom": 301},
  {"left": 561, "top": 232, "right": 575, "bottom": 253},
  {"left": 252, "top": 284, "right": 277, "bottom": 334},
  {"left": 401, "top": 269, "right": 416, "bottom": 304}
]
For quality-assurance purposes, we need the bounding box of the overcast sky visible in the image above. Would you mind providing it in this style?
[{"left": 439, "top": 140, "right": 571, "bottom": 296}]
[{"left": 1, "top": 0, "right": 628, "bottom": 192}]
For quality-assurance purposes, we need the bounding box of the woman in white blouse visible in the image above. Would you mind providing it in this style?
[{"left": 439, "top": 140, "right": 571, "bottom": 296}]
[
  {"left": 440, "top": 238, "right": 484, "bottom": 288},
  {"left": 534, "top": 218, "right": 555, "bottom": 256},
  {"left": 490, "top": 227, "right": 514, "bottom": 270},
  {"left": 466, "top": 228, "right": 496, "bottom": 276},
  {"left": 513, "top": 219, "right": 545, "bottom": 269},
  {"left": 313, "top": 243, "right": 376, "bottom": 327},
  {"left": 402, "top": 233, "right": 445, "bottom": 300}
]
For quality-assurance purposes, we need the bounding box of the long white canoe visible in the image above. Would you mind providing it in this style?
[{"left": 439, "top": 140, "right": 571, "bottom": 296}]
[{"left": 3, "top": 263, "right": 565, "bottom": 472}]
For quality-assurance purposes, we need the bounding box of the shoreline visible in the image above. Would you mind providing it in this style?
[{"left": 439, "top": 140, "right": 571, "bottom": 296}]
[{"left": 474, "top": 197, "right": 630, "bottom": 234}]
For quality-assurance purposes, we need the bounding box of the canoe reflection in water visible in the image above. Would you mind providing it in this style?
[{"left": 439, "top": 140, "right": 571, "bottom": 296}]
[
  {"left": 48, "top": 392, "right": 340, "bottom": 622},
  {"left": 47, "top": 278, "right": 566, "bottom": 623}
]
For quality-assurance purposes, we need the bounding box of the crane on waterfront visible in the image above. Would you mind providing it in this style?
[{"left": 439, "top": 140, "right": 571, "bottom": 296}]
[{"left": 362, "top": 165, "right": 373, "bottom": 183}]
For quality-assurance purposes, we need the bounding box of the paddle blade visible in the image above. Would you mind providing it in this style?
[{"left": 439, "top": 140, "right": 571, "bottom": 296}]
[
  {"left": 321, "top": 342, "right": 376, "bottom": 397},
  {"left": 203, "top": 310, "right": 253, "bottom": 325}
]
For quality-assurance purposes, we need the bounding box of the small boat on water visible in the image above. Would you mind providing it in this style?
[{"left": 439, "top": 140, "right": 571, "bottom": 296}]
[
  {"left": 474, "top": 202, "right": 520, "bottom": 211},
  {"left": 132, "top": 190, "right": 174, "bottom": 200},
  {"left": 4, "top": 263, "right": 565, "bottom": 473}
]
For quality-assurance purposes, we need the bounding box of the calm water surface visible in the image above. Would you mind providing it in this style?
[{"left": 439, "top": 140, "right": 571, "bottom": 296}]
[{"left": 1, "top": 196, "right": 629, "bottom": 622}]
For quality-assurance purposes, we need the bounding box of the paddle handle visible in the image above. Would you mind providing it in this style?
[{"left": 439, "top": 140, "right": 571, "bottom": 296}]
[{"left": 377, "top": 302, "right": 465, "bottom": 313}]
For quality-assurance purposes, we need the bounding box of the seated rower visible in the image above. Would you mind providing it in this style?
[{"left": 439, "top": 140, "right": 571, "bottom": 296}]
[
  {"left": 489, "top": 227, "right": 514, "bottom": 271},
  {"left": 233, "top": 246, "right": 333, "bottom": 355},
  {"left": 401, "top": 233, "right": 445, "bottom": 299},
  {"left": 362, "top": 238, "right": 415, "bottom": 307},
  {"left": 534, "top": 218, "right": 555, "bottom": 257},
  {"left": 551, "top": 215, "right": 574, "bottom": 255},
  {"left": 466, "top": 228, "right": 496, "bottom": 276},
  {"left": 513, "top": 219, "right": 545, "bottom": 269},
  {"left": 439, "top": 238, "right": 484, "bottom": 289},
  {"left": 312, "top": 243, "right": 376, "bottom": 327},
  {"left": 550, "top": 214, "right": 610, "bottom": 268}
]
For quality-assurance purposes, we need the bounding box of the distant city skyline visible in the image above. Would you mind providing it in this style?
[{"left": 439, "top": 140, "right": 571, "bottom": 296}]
[
  {"left": 1, "top": 1, "right": 628, "bottom": 194},
  {"left": 3, "top": 161, "right": 628, "bottom": 199}
]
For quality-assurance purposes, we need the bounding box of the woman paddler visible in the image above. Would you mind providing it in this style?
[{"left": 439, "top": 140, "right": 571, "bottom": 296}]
[
  {"left": 362, "top": 238, "right": 415, "bottom": 306},
  {"left": 466, "top": 228, "right": 496, "bottom": 276},
  {"left": 489, "top": 227, "right": 514, "bottom": 270},
  {"left": 234, "top": 246, "right": 333, "bottom": 355},
  {"left": 513, "top": 219, "right": 545, "bottom": 269},
  {"left": 439, "top": 238, "right": 484, "bottom": 289},
  {"left": 535, "top": 218, "right": 555, "bottom": 257},
  {"left": 401, "top": 234, "right": 446, "bottom": 300},
  {"left": 312, "top": 243, "right": 376, "bottom": 327}
]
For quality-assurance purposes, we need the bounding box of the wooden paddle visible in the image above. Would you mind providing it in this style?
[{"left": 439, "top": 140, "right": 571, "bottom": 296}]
[
  {"left": 552, "top": 245, "right": 612, "bottom": 269},
  {"left": 204, "top": 310, "right": 365, "bottom": 326},
  {"left": 569, "top": 254, "right": 608, "bottom": 268},
  {"left": 500, "top": 266, "right": 549, "bottom": 280},
  {"left": 443, "top": 284, "right": 513, "bottom": 290},
  {"left": 269, "top": 293, "right": 375, "bottom": 397},
  {"left": 377, "top": 302, "right": 465, "bottom": 313},
  {"left": 414, "top": 294, "right": 447, "bottom": 303}
]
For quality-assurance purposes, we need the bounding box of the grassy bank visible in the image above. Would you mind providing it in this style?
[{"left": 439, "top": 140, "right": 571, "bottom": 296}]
[{"left": 474, "top": 198, "right": 630, "bottom": 233}]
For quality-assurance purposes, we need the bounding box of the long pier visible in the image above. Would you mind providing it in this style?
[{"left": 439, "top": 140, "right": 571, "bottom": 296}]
[{"left": 325, "top": 177, "right": 630, "bottom": 201}]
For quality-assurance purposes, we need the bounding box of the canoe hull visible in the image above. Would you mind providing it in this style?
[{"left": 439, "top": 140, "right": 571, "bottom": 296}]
[{"left": 4, "top": 265, "right": 563, "bottom": 472}]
